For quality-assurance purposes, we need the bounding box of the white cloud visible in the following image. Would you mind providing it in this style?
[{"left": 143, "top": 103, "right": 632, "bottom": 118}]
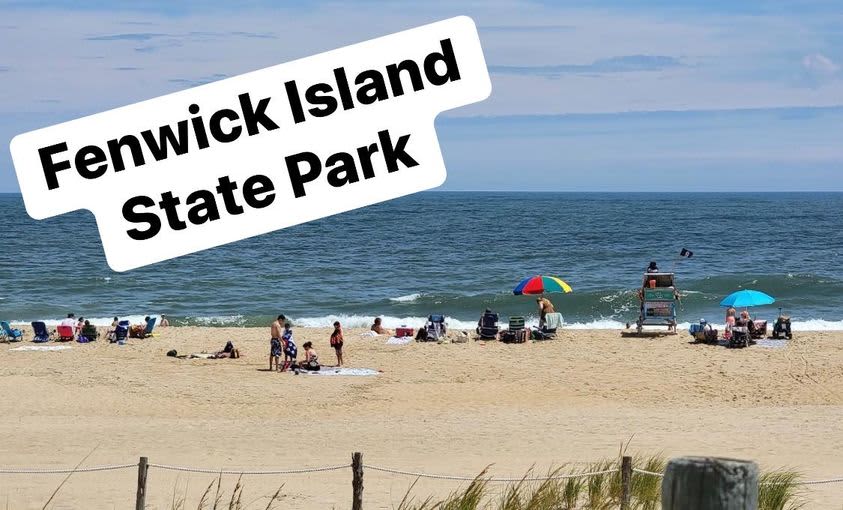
[{"left": 802, "top": 53, "right": 839, "bottom": 76}]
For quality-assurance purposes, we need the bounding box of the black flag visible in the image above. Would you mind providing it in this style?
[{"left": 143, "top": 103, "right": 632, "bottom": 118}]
[{"left": 680, "top": 248, "right": 693, "bottom": 258}]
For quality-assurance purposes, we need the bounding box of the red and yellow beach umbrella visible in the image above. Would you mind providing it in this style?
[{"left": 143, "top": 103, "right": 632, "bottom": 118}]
[{"left": 513, "top": 275, "right": 573, "bottom": 295}]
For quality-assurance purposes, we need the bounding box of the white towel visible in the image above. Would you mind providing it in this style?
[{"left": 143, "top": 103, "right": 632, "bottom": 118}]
[
  {"left": 10, "top": 345, "right": 71, "bottom": 352},
  {"left": 386, "top": 336, "right": 413, "bottom": 345}
]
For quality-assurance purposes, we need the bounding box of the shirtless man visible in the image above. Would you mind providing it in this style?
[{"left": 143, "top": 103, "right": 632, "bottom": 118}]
[
  {"left": 537, "top": 297, "right": 555, "bottom": 328},
  {"left": 269, "top": 314, "right": 286, "bottom": 371},
  {"left": 371, "top": 317, "right": 390, "bottom": 336}
]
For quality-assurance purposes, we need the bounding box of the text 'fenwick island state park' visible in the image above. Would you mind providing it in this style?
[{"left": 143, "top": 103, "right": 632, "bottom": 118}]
[{"left": 10, "top": 16, "right": 491, "bottom": 271}]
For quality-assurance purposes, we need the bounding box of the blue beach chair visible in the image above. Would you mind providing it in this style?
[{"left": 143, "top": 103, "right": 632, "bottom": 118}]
[
  {"left": 113, "top": 320, "right": 130, "bottom": 343},
  {"left": 31, "top": 321, "right": 51, "bottom": 343},
  {"left": 143, "top": 317, "right": 157, "bottom": 338},
  {"left": 1, "top": 321, "right": 24, "bottom": 342}
]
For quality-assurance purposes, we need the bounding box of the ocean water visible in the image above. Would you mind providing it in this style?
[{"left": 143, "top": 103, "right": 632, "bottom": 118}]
[{"left": 1, "top": 192, "right": 842, "bottom": 330}]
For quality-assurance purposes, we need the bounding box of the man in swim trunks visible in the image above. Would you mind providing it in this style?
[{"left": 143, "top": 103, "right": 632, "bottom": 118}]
[{"left": 269, "top": 314, "right": 285, "bottom": 371}]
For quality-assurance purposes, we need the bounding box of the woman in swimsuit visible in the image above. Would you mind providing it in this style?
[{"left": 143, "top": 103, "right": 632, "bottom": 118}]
[{"left": 300, "top": 341, "right": 320, "bottom": 371}]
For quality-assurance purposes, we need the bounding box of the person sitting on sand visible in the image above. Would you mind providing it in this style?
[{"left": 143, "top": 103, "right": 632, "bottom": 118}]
[
  {"left": 371, "top": 317, "right": 390, "bottom": 336},
  {"left": 106, "top": 317, "right": 119, "bottom": 342},
  {"left": 269, "top": 315, "right": 285, "bottom": 371},
  {"left": 281, "top": 322, "right": 297, "bottom": 372},
  {"left": 537, "top": 297, "right": 555, "bottom": 328},
  {"left": 130, "top": 316, "right": 151, "bottom": 338},
  {"left": 79, "top": 320, "right": 99, "bottom": 342},
  {"left": 299, "top": 341, "right": 320, "bottom": 371},
  {"left": 330, "top": 321, "right": 344, "bottom": 367},
  {"left": 214, "top": 341, "right": 240, "bottom": 359},
  {"left": 160, "top": 314, "right": 170, "bottom": 328},
  {"left": 75, "top": 317, "right": 85, "bottom": 336}
]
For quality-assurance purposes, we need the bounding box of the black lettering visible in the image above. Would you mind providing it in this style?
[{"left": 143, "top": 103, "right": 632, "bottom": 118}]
[
  {"left": 38, "top": 142, "right": 71, "bottom": 190},
  {"left": 326, "top": 152, "right": 359, "bottom": 188},
  {"left": 285, "top": 80, "right": 306, "bottom": 124},
  {"left": 141, "top": 121, "right": 190, "bottom": 161},
  {"left": 189, "top": 104, "right": 210, "bottom": 150},
  {"left": 122, "top": 195, "right": 161, "bottom": 241},
  {"left": 158, "top": 191, "right": 187, "bottom": 231},
  {"left": 333, "top": 67, "right": 355, "bottom": 111},
  {"left": 106, "top": 135, "right": 145, "bottom": 172},
  {"left": 209, "top": 109, "right": 242, "bottom": 143},
  {"left": 354, "top": 70, "right": 389, "bottom": 105},
  {"left": 386, "top": 60, "right": 424, "bottom": 97},
  {"left": 285, "top": 152, "right": 322, "bottom": 198},
  {"left": 74, "top": 145, "right": 108, "bottom": 180},
  {"left": 186, "top": 189, "right": 221, "bottom": 225},
  {"left": 424, "top": 38, "right": 461, "bottom": 85},
  {"left": 379, "top": 130, "right": 418, "bottom": 172},
  {"left": 356, "top": 143, "right": 379, "bottom": 179},
  {"left": 243, "top": 174, "right": 275, "bottom": 208},
  {"left": 238, "top": 93, "right": 279, "bottom": 135},
  {"left": 305, "top": 83, "right": 338, "bottom": 118},
  {"left": 215, "top": 175, "right": 245, "bottom": 215}
]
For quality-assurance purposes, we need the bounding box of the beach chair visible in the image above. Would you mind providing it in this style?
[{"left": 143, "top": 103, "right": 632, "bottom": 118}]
[
  {"left": 750, "top": 320, "right": 767, "bottom": 340},
  {"left": 56, "top": 325, "right": 75, "bottom": 342},
  {"left": 500, "top": 316, "right": 527, "bottom": 344},
  {"left": 114, "top": 321, "right": 129, "bottom": 343},
  {"left": 141, "top": 317, "right": 157, "bottom": 338},
  {"left": 1, "top": 321, "right": 23, "bottom": 342},
  {"left": 421, "top": 314, "right": 446, "bottom": 342},
  {"left": 31, "top": 321, "right": 51, "bottom": 343},
  {"left": 476, "top": 312, "right": 500, "bottom": 340},
  {"left": 533, "top": 312, "right": 562, "bottom": 340}
]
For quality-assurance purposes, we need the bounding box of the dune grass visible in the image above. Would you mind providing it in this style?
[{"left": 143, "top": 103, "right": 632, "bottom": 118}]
[
  {"left": 168, "top": 475, "right": 284, "bottom": 510},
  {"left": 393, "top": 453, "right": 805, "bottom": 510}
]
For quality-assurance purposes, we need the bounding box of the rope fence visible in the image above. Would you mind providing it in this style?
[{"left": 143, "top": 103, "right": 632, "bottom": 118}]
[
  {"left": 1, "top": 454, "right": 841, "bottom": 508},
  {"left": 364, "top": 464, "right": 618, "bottom": 482},
  {"left": 147, "top": 462, "right": 351, "bottom": 475}
]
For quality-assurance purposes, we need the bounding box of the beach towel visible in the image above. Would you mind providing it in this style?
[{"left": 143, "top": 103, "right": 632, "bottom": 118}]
[
  {"left": 386, "top": 336, "right": 413, "bottom": 345},
  {"left": 360, "top": 331, "right": 378, "bottom": 337},
  {"left": 300, "top": 367, "right": 379, "bottom": 376},
  {"left": 543, "top": 312, "right": 563, "bottom": 330},
  {"left": 10, "top": 345, "right": 71, "bottom": 352}
]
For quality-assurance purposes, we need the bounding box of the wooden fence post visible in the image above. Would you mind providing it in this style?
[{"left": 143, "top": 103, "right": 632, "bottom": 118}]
[
  {"left": 352, "top": 452, "right": 364, "bottom": 510},
  {"left": 135, "top": 456, "right": 148, "bottom": 510},
  {"left": 662, "top": 457, "right": 758, "bottom": 510},
  {"left": 620, "top": 456, "right": 632, "bottom": 510}
]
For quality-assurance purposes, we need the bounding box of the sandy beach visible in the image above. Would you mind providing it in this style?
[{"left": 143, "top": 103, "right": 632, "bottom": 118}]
[{"left": 1, "top": 326, "right": 842, "bottom": 509}]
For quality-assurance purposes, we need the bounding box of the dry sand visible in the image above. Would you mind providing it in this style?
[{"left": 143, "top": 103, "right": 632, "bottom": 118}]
[{"left": 1, "top": 325, "right": 842, "bottom": 509}]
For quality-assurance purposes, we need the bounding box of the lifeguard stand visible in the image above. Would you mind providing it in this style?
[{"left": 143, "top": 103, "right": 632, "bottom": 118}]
[{"left": 627, "top": 272, "right": 678, "bottom": 335}]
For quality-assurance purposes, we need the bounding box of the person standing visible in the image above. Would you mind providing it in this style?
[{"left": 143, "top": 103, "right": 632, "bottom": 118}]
[
  {"left": 269, "top": 314, "right": 285, "bottom": 371},
  {"left": 281, "top": 322, "right": 297, "bottom": 372},
  {"left": 330, "top": 321, "right": 344, "bottom": 367},
  {"left": 160, "top": 314, "right": 170, "bottom": 327}
]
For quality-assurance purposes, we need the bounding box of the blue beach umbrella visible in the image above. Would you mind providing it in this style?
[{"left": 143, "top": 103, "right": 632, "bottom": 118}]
[{"left": 720, "top": 289, "right": 776, "bottom": 308}]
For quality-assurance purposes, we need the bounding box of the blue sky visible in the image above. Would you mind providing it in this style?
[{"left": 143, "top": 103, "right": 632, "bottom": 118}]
[{"left": 1, "top": 0, "right": 842, "bottom": 191}]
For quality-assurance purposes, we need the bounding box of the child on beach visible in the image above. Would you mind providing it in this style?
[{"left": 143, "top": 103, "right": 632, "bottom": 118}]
[
  {"left": 281, "top": 322, "right": 297, "bottom": 372},
  {"left": 724, "top": 307, "right": 737, "bottom": 340},
  {"left": 330, "top": 321, "right": 344, "bottom": 366},
  {"left": 300, "top": 341, "right": 320, "bottom": 372}
]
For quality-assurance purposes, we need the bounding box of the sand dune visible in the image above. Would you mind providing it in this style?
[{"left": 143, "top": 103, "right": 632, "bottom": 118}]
[{"left": 1, "top": 326, "right": 842, "bottom": 509}]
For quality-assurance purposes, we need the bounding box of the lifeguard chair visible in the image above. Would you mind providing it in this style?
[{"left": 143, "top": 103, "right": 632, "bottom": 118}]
[{"left": 627, "top": 272, "right": 678, "bottom": 335}]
